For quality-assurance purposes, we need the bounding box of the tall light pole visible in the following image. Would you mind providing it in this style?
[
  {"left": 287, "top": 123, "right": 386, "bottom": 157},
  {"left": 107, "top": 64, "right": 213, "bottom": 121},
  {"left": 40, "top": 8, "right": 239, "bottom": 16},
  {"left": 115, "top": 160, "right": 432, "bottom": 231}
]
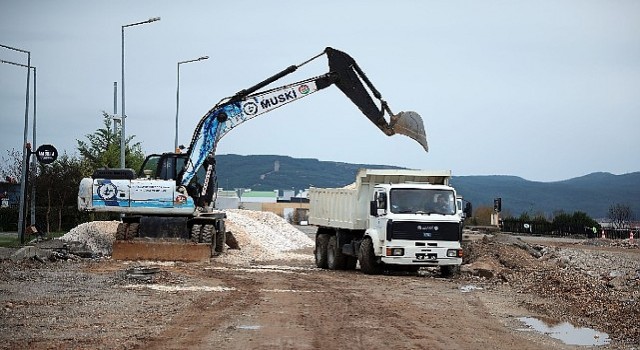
[
  {"left": 175, "top": 56, "right": 208, "bottom": 152},
  {"left": 29, "top": 66, "right": 36, "bottom": 228},
  {"left": 1, "top": 60, "right": 36, "bottom": 236},
  {"left": 121, "top": 16, "right": 160, "bottom": 168},
  {"left": 0, "top": 44, "right": 30, "bottom": 244}
]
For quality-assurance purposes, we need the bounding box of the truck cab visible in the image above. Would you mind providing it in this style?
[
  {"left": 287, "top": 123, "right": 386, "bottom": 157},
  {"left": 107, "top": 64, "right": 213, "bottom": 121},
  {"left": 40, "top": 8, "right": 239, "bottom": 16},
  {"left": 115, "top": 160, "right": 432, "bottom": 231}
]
[{"left": 368, "top": 183, "right": 465, "bottom": 270}]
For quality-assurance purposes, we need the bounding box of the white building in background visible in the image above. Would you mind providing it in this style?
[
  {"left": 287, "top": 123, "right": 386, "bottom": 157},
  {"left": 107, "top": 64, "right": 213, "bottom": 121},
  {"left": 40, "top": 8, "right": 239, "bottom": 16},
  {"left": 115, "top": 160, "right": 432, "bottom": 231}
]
[{"left": 215, "top": 189, "right": 240, "bottom": 209}]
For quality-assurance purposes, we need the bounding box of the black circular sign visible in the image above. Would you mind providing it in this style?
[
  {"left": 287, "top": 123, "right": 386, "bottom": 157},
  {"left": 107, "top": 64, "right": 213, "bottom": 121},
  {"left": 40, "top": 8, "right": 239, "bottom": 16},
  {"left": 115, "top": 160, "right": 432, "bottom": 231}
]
[{"left": 35, "top": 144, "right": 58, "bottom": 164}]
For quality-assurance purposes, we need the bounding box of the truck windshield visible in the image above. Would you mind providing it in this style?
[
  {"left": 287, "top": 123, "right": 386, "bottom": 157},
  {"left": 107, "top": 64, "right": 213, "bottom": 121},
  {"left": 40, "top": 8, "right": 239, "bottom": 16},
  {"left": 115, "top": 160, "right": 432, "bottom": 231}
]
[{"left": 390, "top": 188, "right": 456, "bottom": 215}]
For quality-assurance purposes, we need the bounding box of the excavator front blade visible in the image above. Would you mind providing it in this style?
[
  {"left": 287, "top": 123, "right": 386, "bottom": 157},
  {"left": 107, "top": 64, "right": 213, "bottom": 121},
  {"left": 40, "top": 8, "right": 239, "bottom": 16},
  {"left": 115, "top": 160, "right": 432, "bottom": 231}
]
[{"left": 390, "top": 111, "right": 429, "bottom": 152}]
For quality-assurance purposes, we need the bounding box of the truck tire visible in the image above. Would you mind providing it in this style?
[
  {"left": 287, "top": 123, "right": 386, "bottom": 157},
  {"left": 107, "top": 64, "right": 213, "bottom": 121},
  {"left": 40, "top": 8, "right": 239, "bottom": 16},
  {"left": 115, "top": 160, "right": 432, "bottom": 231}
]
[
  {"left": 359, "top": 237, "right": 382, "bottom": 275},
  {"left": 327, "top": 235, "right": 347, "bottom": 270},
  {"left": 315, "top": 233, "right": 329, "bottom": 269}
]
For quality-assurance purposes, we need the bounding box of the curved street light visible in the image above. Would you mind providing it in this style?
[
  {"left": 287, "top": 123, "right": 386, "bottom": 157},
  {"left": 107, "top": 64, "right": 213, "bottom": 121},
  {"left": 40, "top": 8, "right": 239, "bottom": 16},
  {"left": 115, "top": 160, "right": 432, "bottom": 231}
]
[
  {"left": 175, "top": 55, "right": 209, "bottom": 152},
  {"left": 121, "top": 17, "right": 160, "bottom": 168}
]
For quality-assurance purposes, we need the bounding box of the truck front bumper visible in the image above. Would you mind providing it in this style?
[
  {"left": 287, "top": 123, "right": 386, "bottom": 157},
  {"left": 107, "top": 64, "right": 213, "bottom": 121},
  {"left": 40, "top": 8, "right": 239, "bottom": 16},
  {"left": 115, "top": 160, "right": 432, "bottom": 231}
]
[
  {"left": 381, "top": 245, "right": 462, "bottom": 266},
  {"left": 381, "top": 256, "right": 462, "bottom": 266}
]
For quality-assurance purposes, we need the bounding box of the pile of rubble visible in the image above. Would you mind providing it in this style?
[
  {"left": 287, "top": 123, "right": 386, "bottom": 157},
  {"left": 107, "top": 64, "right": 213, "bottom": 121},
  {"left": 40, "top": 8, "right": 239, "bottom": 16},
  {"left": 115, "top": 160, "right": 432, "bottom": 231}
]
[
  {"left": 59, "top": 221, "right": 119, "bottom": 256},
  {"left": 462, "top": 234, "right": 640, "bottom": 345}
]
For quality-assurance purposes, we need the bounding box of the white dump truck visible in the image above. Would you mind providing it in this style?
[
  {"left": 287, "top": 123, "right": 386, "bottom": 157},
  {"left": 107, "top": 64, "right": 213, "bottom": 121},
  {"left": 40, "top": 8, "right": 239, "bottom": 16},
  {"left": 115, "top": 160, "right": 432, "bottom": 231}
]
[{"left": 309, "top": 169, "right": 471, "bottom": 275}]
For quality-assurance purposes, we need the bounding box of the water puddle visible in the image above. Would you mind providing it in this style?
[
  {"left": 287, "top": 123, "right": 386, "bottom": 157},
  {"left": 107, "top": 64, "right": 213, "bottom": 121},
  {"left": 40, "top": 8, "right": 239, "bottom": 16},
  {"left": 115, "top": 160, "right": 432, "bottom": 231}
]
[
  {"left": 459, "top": 285, "right": 483, "bottom": 293},
  {"left": 517, "top": 317, "right": 610, "bottom": 346},
  {"left": 236, "top": 325, "right": 261, "bottom": 330}
]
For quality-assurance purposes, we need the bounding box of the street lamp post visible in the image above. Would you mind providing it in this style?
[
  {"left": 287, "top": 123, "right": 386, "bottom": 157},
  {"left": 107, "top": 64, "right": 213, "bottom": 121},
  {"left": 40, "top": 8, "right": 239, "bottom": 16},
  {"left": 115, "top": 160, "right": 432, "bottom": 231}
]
[
  {"left": 121, "top": 17, "right": 160, "bottom": 168},
  {"left": 0, "top": 44, "right": 31, "bottom": 244},
  {"left": 29, "top": 66, "right": 36, "bottom": 228},
  {"left": 175, "top": 56, "right": 209, "bottom": 152}
]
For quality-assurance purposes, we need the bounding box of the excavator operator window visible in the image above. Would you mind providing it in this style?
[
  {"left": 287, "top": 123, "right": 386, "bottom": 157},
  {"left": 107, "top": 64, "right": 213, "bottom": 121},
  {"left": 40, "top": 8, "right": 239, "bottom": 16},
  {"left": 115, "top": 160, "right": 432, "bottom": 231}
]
[
  {"left": 158, "top": 156, "right": 177, "bottom": 180},
  {"left": 139, "top": 155, "right": 161, "bottom": 179}
]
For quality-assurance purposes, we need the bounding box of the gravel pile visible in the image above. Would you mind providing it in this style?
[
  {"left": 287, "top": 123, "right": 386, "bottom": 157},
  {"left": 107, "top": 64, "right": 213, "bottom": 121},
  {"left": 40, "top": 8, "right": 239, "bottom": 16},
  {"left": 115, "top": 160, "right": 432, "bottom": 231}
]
[
  {"left": 57, "top": 210, "right": 313, "bottom": 265},
  {"left": 219, "top": 209, "right": 314, "bottom": 265},
  {"left": 59, "top": 221, "right": 119, "bottom": 256}
]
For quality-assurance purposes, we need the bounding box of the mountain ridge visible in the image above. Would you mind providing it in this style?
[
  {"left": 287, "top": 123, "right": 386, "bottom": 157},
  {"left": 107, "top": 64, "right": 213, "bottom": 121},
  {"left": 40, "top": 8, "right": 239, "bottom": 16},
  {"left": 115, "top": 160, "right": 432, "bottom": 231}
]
[{"left": 215, "top": 154, "right": 639, "bottom": 219}]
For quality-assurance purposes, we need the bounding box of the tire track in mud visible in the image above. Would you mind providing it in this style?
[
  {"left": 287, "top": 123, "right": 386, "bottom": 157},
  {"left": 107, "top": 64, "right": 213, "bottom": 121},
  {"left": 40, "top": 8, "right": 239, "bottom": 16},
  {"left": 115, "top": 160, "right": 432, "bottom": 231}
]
[{"left": 134, "top": 266, "right": 264, "bottom": 350}]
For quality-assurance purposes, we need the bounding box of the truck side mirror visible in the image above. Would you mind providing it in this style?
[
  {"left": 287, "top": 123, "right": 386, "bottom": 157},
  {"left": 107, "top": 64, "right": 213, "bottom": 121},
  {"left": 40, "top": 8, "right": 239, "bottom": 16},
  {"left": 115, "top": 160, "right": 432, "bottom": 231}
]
[
  {"left": 370, "top": 200, "right": 378, "bottom": 216},
  {"left": 464, "top": 202, "right": 472, "bottom": 218}
]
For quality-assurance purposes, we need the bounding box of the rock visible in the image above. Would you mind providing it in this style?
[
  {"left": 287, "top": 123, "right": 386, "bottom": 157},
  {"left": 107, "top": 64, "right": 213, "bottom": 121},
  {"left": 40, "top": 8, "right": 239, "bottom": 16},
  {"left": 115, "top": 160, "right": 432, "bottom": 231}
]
[{"left": 10, "top": 246, "right": 52, "bottom": 262}]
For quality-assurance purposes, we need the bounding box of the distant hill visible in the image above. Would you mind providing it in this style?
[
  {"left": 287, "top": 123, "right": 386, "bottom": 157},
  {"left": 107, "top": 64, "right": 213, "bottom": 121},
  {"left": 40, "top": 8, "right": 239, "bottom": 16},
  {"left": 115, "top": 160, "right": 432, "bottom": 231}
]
[
  {"left": 216, "top": 154, "right": 399, "bottom": 191},
  {"left": 216, "top": 154, "right": 640, "bottom": 219}
]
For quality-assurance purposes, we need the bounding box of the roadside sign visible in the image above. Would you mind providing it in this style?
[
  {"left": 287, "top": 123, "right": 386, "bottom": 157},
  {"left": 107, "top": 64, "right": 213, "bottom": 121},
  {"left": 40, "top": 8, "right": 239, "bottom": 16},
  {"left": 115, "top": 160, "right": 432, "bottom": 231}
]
[{"left": 35, "top": 144, "right": 58, "bottom": 164}]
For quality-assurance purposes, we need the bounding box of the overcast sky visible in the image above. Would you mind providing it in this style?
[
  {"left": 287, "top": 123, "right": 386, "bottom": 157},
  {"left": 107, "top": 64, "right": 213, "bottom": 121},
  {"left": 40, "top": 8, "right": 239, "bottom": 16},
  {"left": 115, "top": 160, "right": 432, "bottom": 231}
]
[{"left": 1, "top": 1, "right": 638, "bottom": 182}]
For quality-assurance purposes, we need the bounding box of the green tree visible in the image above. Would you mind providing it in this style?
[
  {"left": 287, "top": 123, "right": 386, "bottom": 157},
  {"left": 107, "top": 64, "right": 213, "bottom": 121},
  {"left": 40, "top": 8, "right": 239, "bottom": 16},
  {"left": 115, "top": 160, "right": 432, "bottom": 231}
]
[
  {"left": 35, "top": 153, "right": 85, "bottom": 232},
  {"left": 76, "top": 113, "right": 145, "bottom": 173},
  {"left": 552, "top": 211, "right": 599, "bottom": 235}
]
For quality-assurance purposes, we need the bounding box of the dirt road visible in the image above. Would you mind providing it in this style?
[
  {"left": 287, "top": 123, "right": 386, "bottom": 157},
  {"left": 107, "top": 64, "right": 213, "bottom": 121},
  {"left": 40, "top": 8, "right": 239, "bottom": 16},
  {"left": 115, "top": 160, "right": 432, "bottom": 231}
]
[
  {"left": 1, "top": 249, "right": 630, "bottom": 350},
  {"left": 1, "top": 219, "right": 638, "bottom": 350}
]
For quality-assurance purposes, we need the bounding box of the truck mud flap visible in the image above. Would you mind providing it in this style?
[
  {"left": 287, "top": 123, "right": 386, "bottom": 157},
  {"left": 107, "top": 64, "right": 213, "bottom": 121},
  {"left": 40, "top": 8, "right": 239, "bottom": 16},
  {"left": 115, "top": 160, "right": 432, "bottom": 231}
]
[{"left": 111, "top": 240, "right": 212, "bottom": 262}]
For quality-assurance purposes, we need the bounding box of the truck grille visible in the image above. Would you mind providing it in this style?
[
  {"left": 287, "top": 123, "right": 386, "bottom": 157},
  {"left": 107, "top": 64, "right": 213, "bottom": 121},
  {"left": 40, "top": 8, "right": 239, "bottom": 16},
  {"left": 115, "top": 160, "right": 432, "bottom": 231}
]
[{"left": 389, "top": 221, "right": 461, "bottom": 241}]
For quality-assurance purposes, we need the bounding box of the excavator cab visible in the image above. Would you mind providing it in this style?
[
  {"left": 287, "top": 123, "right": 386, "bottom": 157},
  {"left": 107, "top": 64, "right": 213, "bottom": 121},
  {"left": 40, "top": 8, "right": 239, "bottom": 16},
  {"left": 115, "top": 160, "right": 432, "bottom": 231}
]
[{"left": 139, "top": 153, "right": 213, "bottom": 207}]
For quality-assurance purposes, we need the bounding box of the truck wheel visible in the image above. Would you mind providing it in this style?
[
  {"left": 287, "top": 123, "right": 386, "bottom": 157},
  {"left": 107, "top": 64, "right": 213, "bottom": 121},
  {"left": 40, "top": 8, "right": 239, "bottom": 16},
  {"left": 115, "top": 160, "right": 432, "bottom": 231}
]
[
  {"left": 116, "top": 223, "right": 126, "bottom": 241},
  {"left": 359, "top": 237, "right": 382, "bottom": 275},
  {"left": 190, "top": 224, "right": 202, "bottom": 243},
  {"left": 327, "top": 235, "right": 347, "bottom": 270},
  {"left": 440, "top": 265, "right": 460, "bottom": 278},
  {"left": 315, "top": 233, "right": 329, "bottom": 269},
  {"left": 202, "top": 225, "right": 214, "bottom": 244}
]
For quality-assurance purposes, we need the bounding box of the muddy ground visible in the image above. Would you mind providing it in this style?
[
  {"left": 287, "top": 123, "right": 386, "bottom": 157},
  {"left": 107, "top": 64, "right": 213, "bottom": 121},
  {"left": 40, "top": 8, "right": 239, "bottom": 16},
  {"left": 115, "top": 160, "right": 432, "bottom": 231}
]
[{"left": 0, "top": 231, "right": 638, "bottom": 350}]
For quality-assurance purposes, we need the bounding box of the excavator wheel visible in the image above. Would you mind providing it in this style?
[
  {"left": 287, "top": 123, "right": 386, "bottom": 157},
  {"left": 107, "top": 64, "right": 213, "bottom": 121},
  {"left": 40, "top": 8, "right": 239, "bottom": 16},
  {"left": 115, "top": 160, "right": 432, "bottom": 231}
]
[
  {"left": 116, "top": 223, "right": 126, "bottom": 241},
  {"left": 125, "top": 223, "right": 139, "bottom": 240},
  {"left": 202, "top": 225, "right": 214, "bottom": 244},
  {"left": 191, "top": 224, "right": 203, "bottom": 243},
  {"left": 215, "top": 230, "right": 226, "bottom": 253}
]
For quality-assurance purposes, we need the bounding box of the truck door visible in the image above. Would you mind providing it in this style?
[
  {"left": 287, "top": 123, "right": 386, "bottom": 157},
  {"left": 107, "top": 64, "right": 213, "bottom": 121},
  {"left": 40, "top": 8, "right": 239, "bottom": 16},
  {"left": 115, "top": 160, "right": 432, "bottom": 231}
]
[{"left": 369, "top": 188, "right": 389, "bottom": 243}]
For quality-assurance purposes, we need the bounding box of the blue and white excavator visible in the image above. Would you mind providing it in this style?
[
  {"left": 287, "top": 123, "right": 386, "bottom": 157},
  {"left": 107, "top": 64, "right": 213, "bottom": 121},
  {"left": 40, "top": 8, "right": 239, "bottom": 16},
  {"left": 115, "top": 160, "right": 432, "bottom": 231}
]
[{"left": 78, "top": 47, "right": 429, "bottom": 261}]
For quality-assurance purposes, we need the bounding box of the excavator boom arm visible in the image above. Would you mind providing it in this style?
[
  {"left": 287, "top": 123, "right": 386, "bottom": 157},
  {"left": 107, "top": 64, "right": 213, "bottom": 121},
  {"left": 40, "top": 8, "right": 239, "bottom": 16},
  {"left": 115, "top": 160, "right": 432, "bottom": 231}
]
[{"left": 178, "top": 47, "right": 428, "bottom": 200}]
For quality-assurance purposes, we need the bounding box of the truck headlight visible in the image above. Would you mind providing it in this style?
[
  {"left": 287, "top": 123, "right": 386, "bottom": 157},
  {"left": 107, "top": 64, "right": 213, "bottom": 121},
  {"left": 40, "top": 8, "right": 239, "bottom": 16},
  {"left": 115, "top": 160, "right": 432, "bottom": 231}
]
[
  {"left": 447, "top": 249, "right": 463, "bottom": 258},
  {"left": 386, "top": 248, "right": 404, "bottom": 256}
]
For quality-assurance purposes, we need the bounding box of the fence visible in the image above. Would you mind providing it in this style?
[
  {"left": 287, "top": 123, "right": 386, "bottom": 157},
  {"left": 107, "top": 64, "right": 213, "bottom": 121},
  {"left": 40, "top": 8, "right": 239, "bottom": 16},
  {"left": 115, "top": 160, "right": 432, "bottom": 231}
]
[{"left": 499, "top": 218, "right": 633, "bottom": 239}]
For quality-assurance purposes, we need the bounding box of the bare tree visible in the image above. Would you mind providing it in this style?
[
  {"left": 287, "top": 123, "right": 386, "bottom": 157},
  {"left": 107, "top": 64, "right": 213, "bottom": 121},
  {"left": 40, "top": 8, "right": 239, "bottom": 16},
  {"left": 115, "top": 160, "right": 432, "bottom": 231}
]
[
  {"left": 0, "top": 148, "right": 22, "bottom": 182},
  {"left": 607, "top": 203, "right": 634, "bottom": 229}
]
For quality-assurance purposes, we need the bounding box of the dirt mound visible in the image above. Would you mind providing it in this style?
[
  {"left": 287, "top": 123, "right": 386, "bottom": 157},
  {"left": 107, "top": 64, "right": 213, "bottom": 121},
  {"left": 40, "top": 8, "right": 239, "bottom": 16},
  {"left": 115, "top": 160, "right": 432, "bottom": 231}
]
[{"left": 462, "top": 234, "right": 640, "bottom": 344}]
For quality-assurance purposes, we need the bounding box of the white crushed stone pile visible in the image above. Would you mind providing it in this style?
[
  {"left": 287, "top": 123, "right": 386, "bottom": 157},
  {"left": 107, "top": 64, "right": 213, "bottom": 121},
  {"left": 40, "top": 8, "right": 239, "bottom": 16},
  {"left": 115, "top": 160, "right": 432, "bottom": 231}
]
[
  {"left": 59, "top": 221, "right": 119, "bottom": 256},
  {"left": 219, "top": 209, "right": 314, "bottom": 265},
  {"left": 60, "top": 210, "right": 313, "bottom": 264}
]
